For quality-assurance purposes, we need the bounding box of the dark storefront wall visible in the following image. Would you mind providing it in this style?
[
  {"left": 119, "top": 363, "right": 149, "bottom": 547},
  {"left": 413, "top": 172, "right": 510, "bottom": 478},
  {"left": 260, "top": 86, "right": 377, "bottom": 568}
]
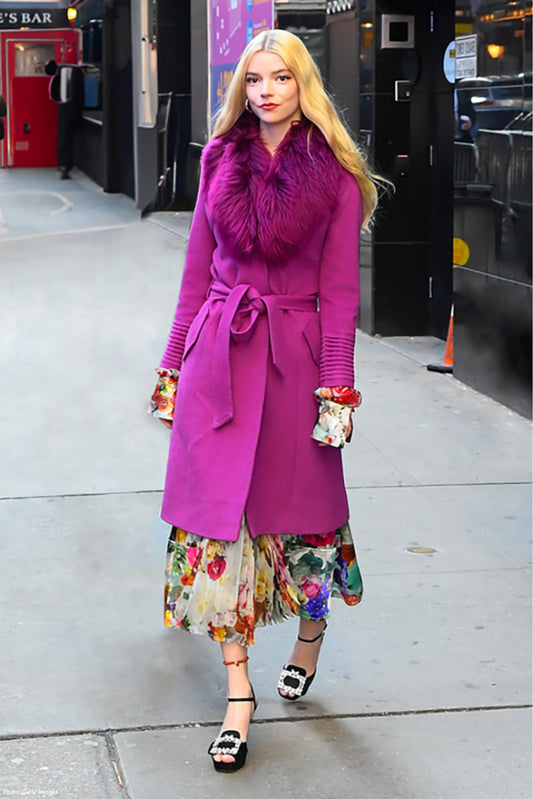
[
  {"left": 323, "top": 2, "right": 455, "bottom": 339},
  {"left": 453, "top": 0, "right": 532, "bottom": 418},
  {"left": 289, "top": 1, "right": 530, "bottom": 417},
  {"left": 133, "top": 0, "right": 191, "bottom": 212},
  {"left": 73, "top": 0, "right": 190, "bottom": 209},
  {"left": 74, "top": 0, "right": 134, "bottom": 196}
]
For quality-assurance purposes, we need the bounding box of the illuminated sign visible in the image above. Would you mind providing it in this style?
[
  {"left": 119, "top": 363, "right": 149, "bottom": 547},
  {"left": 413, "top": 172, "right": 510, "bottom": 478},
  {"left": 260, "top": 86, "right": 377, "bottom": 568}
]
[{"left": 0, "top": 8, "right": 68, "bottom": 27}]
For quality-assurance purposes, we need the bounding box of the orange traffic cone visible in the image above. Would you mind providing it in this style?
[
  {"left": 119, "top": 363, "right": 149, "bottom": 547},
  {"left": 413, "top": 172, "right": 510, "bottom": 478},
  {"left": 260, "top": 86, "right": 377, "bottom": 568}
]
[{"left": 427, "top": 305, "right": 453, "bottom": 373}]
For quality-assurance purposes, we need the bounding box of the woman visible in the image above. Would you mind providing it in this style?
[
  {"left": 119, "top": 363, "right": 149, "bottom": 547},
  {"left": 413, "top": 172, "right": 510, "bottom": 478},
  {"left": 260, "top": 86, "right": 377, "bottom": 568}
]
[{"left": 150, "top": 29, "right": 382, "bottom": 772}]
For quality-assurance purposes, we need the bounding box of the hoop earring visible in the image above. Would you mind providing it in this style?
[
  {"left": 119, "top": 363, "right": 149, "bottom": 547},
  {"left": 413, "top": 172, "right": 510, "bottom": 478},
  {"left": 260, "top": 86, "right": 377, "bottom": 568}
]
[{"left": 245, "top": 98, "right": 252, "bottom": 112}]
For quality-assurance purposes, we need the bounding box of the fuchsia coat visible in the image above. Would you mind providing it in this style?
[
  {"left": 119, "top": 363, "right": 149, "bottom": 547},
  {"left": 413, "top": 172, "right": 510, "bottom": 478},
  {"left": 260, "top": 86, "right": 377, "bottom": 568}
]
[{"left": 159, "top": 114, "right": 363, "bottom": 542}]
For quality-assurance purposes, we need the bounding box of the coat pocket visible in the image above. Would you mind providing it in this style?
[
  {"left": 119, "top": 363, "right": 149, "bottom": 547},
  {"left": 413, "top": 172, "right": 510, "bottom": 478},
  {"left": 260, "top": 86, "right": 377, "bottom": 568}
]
[
  {"left": 182, "top": 305, "right": 210, "bottom": 362},
  {"left": 301, "top": 314, "right": 321, "bottom": 366}
]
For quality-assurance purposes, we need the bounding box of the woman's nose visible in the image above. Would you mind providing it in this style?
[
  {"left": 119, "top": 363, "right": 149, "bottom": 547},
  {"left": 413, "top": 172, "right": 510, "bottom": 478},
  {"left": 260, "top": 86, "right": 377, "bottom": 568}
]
[{"left": 260, "top": 81, "right": 273, "bottom": 96}]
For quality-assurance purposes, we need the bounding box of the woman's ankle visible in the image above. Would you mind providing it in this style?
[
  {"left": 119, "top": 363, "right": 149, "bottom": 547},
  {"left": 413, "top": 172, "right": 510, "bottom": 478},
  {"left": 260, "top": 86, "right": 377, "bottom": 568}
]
[
  {"left": 220, "top": 641, "right": 251, "bottom": 698},
  {"left": 298, "top": 617, "right": 327, "bottom": 640},
  {"left": 283, "top": 617, "right": 327, "bottom": 677}
]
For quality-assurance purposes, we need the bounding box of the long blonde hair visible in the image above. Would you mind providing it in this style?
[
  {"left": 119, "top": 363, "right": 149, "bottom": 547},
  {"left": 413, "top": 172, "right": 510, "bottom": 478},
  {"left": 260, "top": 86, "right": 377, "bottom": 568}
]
[{"left": 212, "top": 29, "right": 385, "bottom": 228}]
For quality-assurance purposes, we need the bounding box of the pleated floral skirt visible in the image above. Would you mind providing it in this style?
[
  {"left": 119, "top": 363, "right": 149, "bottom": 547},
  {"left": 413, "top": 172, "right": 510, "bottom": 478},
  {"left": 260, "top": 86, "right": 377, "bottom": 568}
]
[{"left": 164, "top": 516, "right": 363, "bottom": 646}]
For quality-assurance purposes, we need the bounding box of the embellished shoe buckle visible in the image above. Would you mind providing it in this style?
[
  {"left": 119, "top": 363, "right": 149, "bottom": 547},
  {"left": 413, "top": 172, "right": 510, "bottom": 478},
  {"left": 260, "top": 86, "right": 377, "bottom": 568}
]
[
  {"left": 277, "top": 666, "right": 307, "bottom": 697},
  {"left": 208, "top": 733, "right": 241, "bottom": 756}
]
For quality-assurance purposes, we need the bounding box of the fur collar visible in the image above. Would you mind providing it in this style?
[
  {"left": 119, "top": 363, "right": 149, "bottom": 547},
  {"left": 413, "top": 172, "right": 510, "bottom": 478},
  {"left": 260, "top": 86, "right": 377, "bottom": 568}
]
[{"left": 202, "top": 113, "right": 343, "bottom": 262}]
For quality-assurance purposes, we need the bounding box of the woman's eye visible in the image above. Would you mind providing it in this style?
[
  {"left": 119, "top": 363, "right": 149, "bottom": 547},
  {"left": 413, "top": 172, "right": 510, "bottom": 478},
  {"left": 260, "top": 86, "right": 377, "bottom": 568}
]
[
  {"left": 277, "top": 75, "right": 290, "bottom": 82},
  {"left": 246, "top": 76, "right": 258, "bottom": 84}
]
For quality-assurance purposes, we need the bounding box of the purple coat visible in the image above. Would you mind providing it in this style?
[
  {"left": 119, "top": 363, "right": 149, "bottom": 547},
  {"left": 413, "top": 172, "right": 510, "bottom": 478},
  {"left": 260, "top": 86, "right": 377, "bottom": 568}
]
[{"left": 159, "top": 114, "right": 363, "bottom": 542}]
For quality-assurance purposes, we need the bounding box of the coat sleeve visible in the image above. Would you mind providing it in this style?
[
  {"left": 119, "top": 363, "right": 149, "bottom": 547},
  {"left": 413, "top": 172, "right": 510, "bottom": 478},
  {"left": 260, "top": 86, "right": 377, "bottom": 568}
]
[
  {"left": 318, "top": 170, "right": 363, "bottom": 387},
  {"left": 159, "top": 164, "right": 217, "bottom": 370}
]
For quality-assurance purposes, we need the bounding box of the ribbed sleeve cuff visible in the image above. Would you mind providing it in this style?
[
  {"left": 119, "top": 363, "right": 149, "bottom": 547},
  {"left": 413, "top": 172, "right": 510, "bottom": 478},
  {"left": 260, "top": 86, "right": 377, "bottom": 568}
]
[
  {"left": 159, "top": 321, "right": 190, "bottom": 371},
  {"left": 319, "top": 335, "right": 355, "bottom": 386}
]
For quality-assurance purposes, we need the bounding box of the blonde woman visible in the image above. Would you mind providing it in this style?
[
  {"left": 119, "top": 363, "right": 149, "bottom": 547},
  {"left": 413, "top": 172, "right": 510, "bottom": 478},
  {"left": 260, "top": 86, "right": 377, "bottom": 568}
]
[{"left": 150, "top": 29, "right": 383, "bottom": 772}]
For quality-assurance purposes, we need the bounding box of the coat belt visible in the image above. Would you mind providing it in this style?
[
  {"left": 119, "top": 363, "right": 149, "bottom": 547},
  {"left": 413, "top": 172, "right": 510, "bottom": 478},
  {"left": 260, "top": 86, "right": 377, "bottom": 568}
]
[{"left": 209, "top": 281, "right": 317, "bottom": 429}]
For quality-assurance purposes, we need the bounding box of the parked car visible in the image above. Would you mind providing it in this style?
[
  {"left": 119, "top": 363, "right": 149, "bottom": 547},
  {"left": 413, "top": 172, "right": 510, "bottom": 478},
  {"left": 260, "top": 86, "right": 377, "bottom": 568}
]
[{"left": 456, "top": 74, "right": 532, "bottom": 133}]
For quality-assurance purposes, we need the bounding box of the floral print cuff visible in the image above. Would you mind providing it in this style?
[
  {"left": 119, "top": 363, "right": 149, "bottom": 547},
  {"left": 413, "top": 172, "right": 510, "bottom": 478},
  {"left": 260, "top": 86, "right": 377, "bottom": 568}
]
[
  {"left": 315, "top": 386, "right": 362, "bottom": 407},
  {"left": 148, "top": 367, "right": 179, "bottom": 420},
  {"left": 311, "top": 386, "right": 362, "bottom": 448}
]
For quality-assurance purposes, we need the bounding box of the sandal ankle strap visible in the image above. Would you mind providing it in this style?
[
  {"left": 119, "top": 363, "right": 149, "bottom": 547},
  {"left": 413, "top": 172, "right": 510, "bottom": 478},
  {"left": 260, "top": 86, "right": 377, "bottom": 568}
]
[
  {"left": 227, "top": 685, "right": 257, "bottom": 712},
  {"left": 297, "top": 620, "right": 328, "bottom": 644},
  {"left": 223, "top": 656, "right": 249, "bottom": 667},
  {"left": 227, "top": 696, "right": 254, "bottom": 702}
]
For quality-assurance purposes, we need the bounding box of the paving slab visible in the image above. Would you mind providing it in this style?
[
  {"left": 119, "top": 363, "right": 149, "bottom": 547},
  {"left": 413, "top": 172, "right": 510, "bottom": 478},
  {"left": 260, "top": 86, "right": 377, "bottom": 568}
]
[
  {"left": 114, "top": 707, "right": 532, "bottom": 799},
  {"left": 0, "top": 493, "right": 529, "bottom": 735},
  {"left": 1, "top": 220, "right": 182, "bottom": 498},
  {"left": 425, "top": 482, "right": 532, "bottom": 568},
  {"left": 0, "top": 734, "right": 123, "bottom": 799},
  {"left": 347, "top": 482, "right": 532, "bottom": 572},
  {"left": 378, "top": 334, "right": 447, "bottom": 366},
  {"left": 355, "top": 336, "right": 532, "bottom": 486},
  {"left": 148, "top": 211, "right": 193, "bottom": 240},
  {"left": 343, "top": 430, "right": 415, "bottom": 488},
  {"left": 0, "top": 167, "right": 139, "bottom": 240}
]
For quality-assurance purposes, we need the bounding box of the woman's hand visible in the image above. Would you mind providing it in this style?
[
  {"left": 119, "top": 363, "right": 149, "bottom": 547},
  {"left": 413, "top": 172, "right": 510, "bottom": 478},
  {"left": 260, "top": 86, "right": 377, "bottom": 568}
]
[{"left": 159, "top": 418, "right": 173, "bottom": 430}]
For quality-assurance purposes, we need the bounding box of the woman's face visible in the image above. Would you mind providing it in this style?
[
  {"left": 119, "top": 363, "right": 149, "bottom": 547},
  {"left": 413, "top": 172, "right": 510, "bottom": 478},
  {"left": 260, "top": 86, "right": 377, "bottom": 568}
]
[{"left": 245, "top": 51, "right": 301, "bottom": 129}]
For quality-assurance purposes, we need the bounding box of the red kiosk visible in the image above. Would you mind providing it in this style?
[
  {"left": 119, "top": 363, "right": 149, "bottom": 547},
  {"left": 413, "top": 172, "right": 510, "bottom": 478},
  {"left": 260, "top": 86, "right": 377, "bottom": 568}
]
[{"left": 0, "top": 7, "right": 81, "bottom": 167}]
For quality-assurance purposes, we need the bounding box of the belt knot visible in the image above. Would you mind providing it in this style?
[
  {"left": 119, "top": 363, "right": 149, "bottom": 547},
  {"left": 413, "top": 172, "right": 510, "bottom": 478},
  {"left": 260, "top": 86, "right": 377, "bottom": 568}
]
[{"left": 209, "top": 282, "right": 316, "bottom": 429}]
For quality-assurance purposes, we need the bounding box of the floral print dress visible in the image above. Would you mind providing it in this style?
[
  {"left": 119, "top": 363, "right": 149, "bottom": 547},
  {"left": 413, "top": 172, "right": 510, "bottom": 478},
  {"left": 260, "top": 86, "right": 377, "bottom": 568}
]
[
  {"left": 163, "top": 516, "right": 363, "bottom": 647},
  {"left": 153, "top": 375, "right": 364, "bottom": 647}
]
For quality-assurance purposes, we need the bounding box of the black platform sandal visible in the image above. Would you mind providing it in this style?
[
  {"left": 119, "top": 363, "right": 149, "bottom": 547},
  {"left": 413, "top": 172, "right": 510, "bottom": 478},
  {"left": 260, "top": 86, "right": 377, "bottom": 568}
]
[
  {"left": 208, "top": 657, "right": 257, "bottom": 773},
  {"left": 277, "top": 620, "right": 328, "bottom": 701}
]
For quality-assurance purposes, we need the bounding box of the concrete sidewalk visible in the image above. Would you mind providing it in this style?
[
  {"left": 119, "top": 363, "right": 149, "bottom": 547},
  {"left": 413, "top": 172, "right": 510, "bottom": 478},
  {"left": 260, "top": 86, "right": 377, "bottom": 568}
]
[{"left": 0, "top": 168, "right": 531, "bottom": 799}]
